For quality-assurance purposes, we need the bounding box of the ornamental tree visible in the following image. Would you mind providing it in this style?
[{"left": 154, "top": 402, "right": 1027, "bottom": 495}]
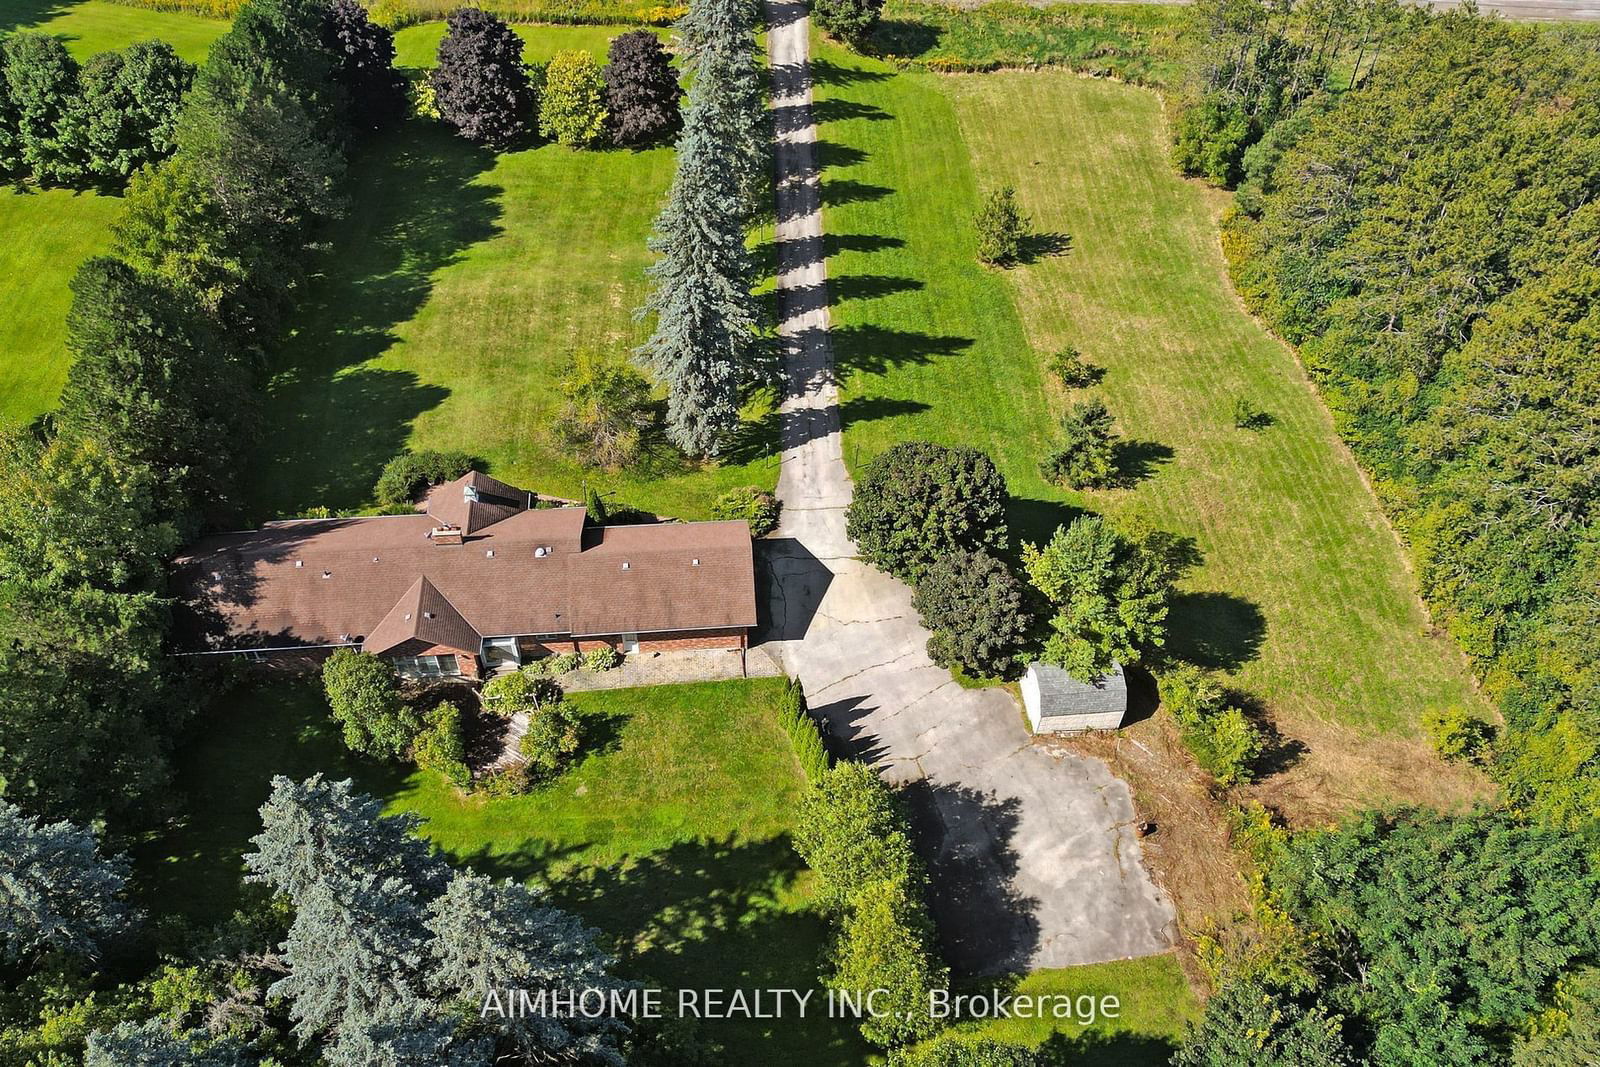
[
  {"left": 539, "top": 49, "right": 607, "bottom": 148},
  {"left": 0, "top": 800, "right": 132, "bottom": 962},
  {"left": 321, "top": 649, "right": 421, "bottom": 760},
  {"left": 321, "top": 0, "right": 405, "bottom": 132},
  {"left": 553, "top": 354, "right": 655, "bottom": 471},
  {"left": 845, "top": 441, "right": 1010, "bottom": 582},
  {"left": 1022, "top": 515, "right": 1186, "bottom": 680},
  {"left": 912, "top": 549, "right": 1033, "bottom": 678},
  {"left": 431, "top": 7, "right": 534, "bottom": 148},
  {"left": 603, "top": 30, "right": 680, "bottom": 146}
]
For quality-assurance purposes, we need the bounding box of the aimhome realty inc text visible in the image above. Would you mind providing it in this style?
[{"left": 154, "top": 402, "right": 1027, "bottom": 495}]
[{"left": 480, "top": 987, "right": 1123, "bottom": 1024}]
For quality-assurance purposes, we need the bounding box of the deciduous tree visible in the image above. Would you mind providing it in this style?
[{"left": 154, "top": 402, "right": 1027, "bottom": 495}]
[
  {"left": 913, "top": 549, "right": 1032, "bottom": 678},
  {"left": 845, "top": 442, "right": 1009, "bottom": 582},
  {"left": 321, "top": 0, "right": 405, "bottom": 132},
  {"left": 320, "top": 650, "right": 421, "bottom": 761},
  {"left": 603, "top": 30, "right": 680, "bottom": 146},
  {"left": 431, "top": 7, "right": 534, "bottom": 148},
  {"left": 539, "top": 49, "right": 607, "bottom": 148}
]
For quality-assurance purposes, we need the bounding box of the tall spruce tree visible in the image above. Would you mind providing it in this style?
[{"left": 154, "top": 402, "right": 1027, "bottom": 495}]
[
  {"left": 86, "top": 1021, "right": 254, "bottom": 1067},
  {"left": 674, "top": 0, "right": 767, "bottom": 213},
  {"left": 427, "top": 873, "right": 628, "bottom": 1065},
  {"left": 0, "top": 800, "right": 132, "bottom": 962},
  {"left": 636, "top": 70, "right": 760, "bottom": 456}
]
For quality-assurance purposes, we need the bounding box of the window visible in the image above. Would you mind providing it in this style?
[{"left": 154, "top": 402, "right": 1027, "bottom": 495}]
[{"left": 391, "top": 654, "right": 461, "bottom": 678}]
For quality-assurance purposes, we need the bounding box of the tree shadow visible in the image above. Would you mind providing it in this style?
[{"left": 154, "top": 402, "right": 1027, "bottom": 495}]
[
  {"left": 1037, "top": 1029, "right": 1181, "bottom": 1067},
  {"left": 1225, "top": 688, "right": 1305, "bottom": 778},
  {"left": 1115, "top": 438, "right": 1174, "bottom": 486},
  {"left": 901, "top": 782, "right": 1041, "bottom": 977},
  {"left": 810, "top": 56, "right": 895, "bottom": 87},
  {"left": 820, "top": 177, "right": 894, "bottom": 210},
  {"left": 1166, "top": 592, "right": 1267, "bottom": 671},
  {"left": 839, "top": 395, "right": 930, "bottom": 426},
  {"left": 245, "top": 121, "right": 503, "bottom": 519},
  {"left": 812, "top": 97, "right": 892, "bottom": 125},
  {"left": 0, "top": 0, "right": 69, "bottom": 36},
  {"left": 830, "top": 272, "right": 923, "bottom": 303},
  {"left": 814, "top": 139, "right": 871, "bottom": 169},
  {"left": 866, "top": 18, "right": 944, "bottom": 59},
  {"left": 1018, "top": 230, "right": 1074, "bottom": 263},
  {"left": 1005, "top": 496, "right": 1091, "bottom": 551},
  {"left": 831, "top": 322, "right": 973, "bottom": 378}
]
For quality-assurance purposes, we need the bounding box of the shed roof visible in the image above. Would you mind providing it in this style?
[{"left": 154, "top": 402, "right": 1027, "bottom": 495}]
[{"left": 1025, "top": 662, "right": 1127, "bottom": 717}]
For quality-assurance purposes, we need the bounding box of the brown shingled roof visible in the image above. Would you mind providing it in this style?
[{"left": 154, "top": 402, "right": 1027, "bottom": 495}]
[
  {"left": 172, "top": 473, "right": 757, "bottom": 654},
  {"left": 364, "top": 576, "right": 482, "bottom": 655},
  {"left": 425, "top": 471, "right": 532, "bottom": 535}
]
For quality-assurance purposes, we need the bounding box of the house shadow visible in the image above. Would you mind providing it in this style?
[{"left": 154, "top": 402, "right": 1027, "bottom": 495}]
[
  {"left": 901, "top": 781, "right": 1042, "bottom": 977},
  {"left": 245, "top": 120, "right": 503, "bottom": 519},
  {"left": 754, "top": 538, "right": 834, "bottom": 644}
]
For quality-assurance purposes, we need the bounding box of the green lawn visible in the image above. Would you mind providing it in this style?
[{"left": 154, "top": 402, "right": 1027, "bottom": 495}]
[
  {"left": 918, "top": 958, "right": 1196, "bottom": 1065},
  {"left": 393, "top": 19, "right": 648, "bottom": 68},
  {"left": 0, "top": 1, "right": 227, "bottom": 425},
  {"left": 137, "top": 678, "right": 869, "bottom": 1064},
  {"left": 812, "top": 42, "right": 1485, "bottom": 749},
  {"left": 248, "top": 23, "right": 775, "bottom": 520}
]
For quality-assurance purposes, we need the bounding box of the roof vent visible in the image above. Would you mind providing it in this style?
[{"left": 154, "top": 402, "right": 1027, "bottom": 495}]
[
  {"left": 692, "top": 558, "right": 701, "bottom": 566},
  {"left": 621, "top": 561, "right": 631, "bottom": 571},
  {"left": 372, "top": 556, "right": 380, "bottom": 563},
  {"left": 423, "top": 612, "right": 435, "bottom": 619},
  {"left": 486, "top": 549, "right": 495, "bottom": 558},
  {"left": 294, "top": 560, "right": 304, "bottom": 568},
  {"left": 534, "top": 546, "right": 548, "bottom": 558},
  {"left": 321, "top": 570, "right": 332, "bottom": 579}
]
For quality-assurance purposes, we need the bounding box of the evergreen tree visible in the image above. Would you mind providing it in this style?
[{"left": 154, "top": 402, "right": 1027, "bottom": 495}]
[
  {"left": 603, "top": 30, "right": 681, "bottom": 147},
  {"left": 427, "top": 872, "right": 628, "bottom": 1065},
  {"left": 0, "top": 800, "right": 132, "bottom": 962},
  {"left": 59, "top": 257, "right": 253, "bottom": 530},
  {"left": 0, "top": 54, "right": 18, "bottom": 174},
  {"left": 85, "top": 1021, "right": 254, "bottom": 1067},
  {"left": 1037, "top": 398, "right": 1118, "bottom": 489},
  {"left": 1, "top": 32, "right": 79, "bottom": 183},
  {"left": 845, "top": 442, "right": 1010, "bottom": 582},
  {"left": 66, "top": 41, "right": 193, "bottom": 183},
  {"left": 636, "top": 69, "right": 760, "bottom": 457},
  {"left": 246, "top": 774, "right": 447, "bottom": 906},
  {"left": 674, "top": 0, "right": 767, "bottom": 212}
]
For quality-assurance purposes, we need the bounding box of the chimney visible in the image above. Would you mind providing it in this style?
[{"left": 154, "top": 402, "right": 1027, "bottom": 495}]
[{"left": 430, "top": 525, "right": 463, "bottom": 546}]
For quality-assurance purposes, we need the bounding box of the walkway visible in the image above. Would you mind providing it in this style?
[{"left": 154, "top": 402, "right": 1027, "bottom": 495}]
[{"left": 758, "top": 2, "right": 1176, "bottom": 974}]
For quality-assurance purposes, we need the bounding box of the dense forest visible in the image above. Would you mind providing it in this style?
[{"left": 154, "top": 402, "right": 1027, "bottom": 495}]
[{"left": 1172, "top": 2, "right": 1600, "bottom": 1063}]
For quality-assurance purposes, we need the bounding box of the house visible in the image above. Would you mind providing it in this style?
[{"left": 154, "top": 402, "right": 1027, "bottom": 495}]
[
  {"left": 173, "top": 472, "right": 758, "bottom": 679},
  {"left": 1020, "top": 662, "right": 1128, "bottom": 733}
]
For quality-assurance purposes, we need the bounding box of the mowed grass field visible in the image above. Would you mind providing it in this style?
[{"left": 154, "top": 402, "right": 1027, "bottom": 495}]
[
  {"left": 812, "top": 41, "right": 1489, "bottom": 810},
  {"left": 136, "top": 678, "right": 870, "bottom": 1065},
  {"left": 0, "top": 1, "right": 226, "bottom": 424},
  {"left": 249, "top": 24, "right": 776, "bottom": 520}
]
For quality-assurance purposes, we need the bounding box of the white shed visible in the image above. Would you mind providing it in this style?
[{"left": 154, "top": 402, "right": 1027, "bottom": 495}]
[{"left": 1021, "top": 662, "right": 1128, "bottom": 733}]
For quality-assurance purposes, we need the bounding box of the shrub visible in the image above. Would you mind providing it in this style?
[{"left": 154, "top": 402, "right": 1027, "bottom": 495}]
[
  {"left": 1047, "top": 346, "right": 1100, "bottom": 388},
  {"left": 539, "top": 49, "right": 607, "bottom": 148},
  {"left": 322, "top": 0, "right": 406, "bottom": 132},
  {"left": 846, "top": 442, "right": 1009, "bottom": 583},
  {"left": 814, "top": 0, "right": 886, "bottom": 45},
  {"left": 584, "top": 485, "right": 610, "bottom": 525},
  {"left": 410, "top": 76, "right": 439, "bottom": 120},
  {"left": 1423, "top": 706, "right": 1494, "bottom": 765},
  {"left": 778, "top": 677, "right": 829, "bottom": 782},
  {"left": 321, "top": 649, "right": 421, "bottom": 760},
  {"left": 1232, "top": 396, "right": 1270, "bottom": 430},
  {"left": 477, "top": 765, "right": 530, "bottom": 797},
  {"left": 69, "top": 42, "right": 193, "bottom": 183},
  {"left": 482, "top": 671, "right": 562, "bottom": 716},
  {"left": 830, "top": 877, "right": 944, "bottom": 1046},
  {"left": 411, "top": 701, "right": 470, "bottom": 789},
  {"left": 604, "top": 30, "right": 680, "bottom": 147},
  {"left": 974, "top": 185, "right": 1027, "bottom": 266},
  {"left": 520, "top": 700, "right": 584, "bottom": 782},
  {"left": 1038, "top": 398, "right": 1118, "bottom": 489},
  {"left": 431, "top": 7, "right": 534, "bottom": 148},
  {"left": 913, "top": 549, "right": 1033, "bottom": 679},
  {"left": 583, "top": 646, "right": 620, "bottom": 672},
  {"left": 711, "top": 485, "right": 780, "bottom": 537},
  {"left": 553, "top": 354, "right": 655, "bottom": 470},
  {"left": 1159, "top": 664, "right": 1264, "bottom": 786},
  {"left": 795, "top": 761, "right": 922, "bottom": 915},
  {"left": 547, "top": 652, "right": 583, "bottom": 675},
  {"left": 2, "top": 33, "right": 80, "bottom": 183},
  {"left": 1172, "top": 92, "right": 1251, "bottom": 186},
  {"left": 373, "top": 449, "right": 477, "bottom": 510}
]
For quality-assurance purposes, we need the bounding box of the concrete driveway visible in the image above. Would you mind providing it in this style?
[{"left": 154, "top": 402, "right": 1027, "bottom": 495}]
[{"left": 760, "top": 0, "right": 1176, "bottom": 974}]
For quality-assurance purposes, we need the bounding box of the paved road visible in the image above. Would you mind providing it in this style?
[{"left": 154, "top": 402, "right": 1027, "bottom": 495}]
[{"left": 757, "top": 0, "right": 1177, "bottom": 975}]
